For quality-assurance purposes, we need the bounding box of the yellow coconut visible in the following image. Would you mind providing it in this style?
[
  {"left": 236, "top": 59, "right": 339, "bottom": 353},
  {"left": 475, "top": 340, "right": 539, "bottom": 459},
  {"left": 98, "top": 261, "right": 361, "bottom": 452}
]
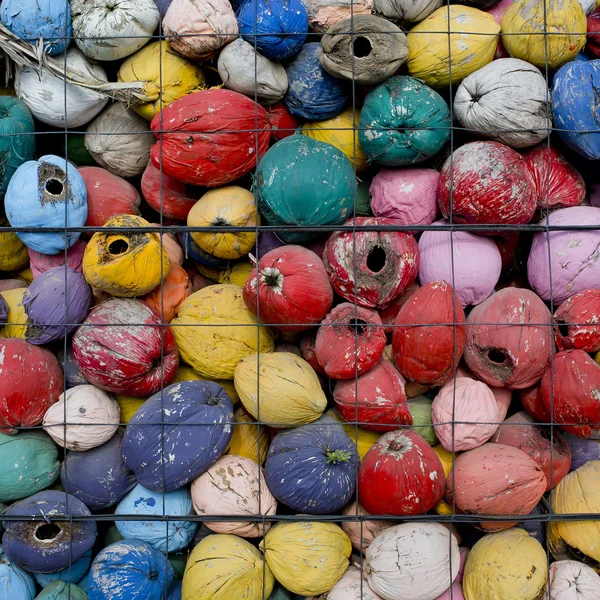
[
  {"left": 115, "top": 396, "right": 146, "bottom": 424},
  {"left": 407, "top": 6, "right": 500, "bottom": 87},
  {"left": 463, "top": 528, "right": 548, "bottom": 600},
  {"left": 188, "top": 187, "right": 259, "bottom": 260},
  {"left": 301, "top": 109, "right": 368, "bottom": 172},
  {"left": 326, "top": 407, "right": 382, "bottom": 461},
  {"left": 82, "top": 215, "right": 170, "bottom": 298},
  {"left": 182, "top": 534, "right": 274, "bottom": 600},
  {"left": 172, "top": 285, "right": 274, "bottom": 380},
  {"left": 433, "top": 444, "right": 455, "bottom": 516},
  {"left": 501, "top": 0, "right": 586, "bottom": 70},
  {"left": 118, "top": 41, "right": 207, "bottom": 121},
  {"left": 15, "top": 268, "right": 33, "bottom": 284},
  {"left": 226, "top": 406, "right": 270, "bottom": 466},
  {"left": 261, "top": 522, "right": 351, "bottom": 596},
  {"left": 549, "top": 460, "right": 600, "bottom": 567},
  {"left": 0, "top": 287, "right": 27, "bottom": 338},
  {"left": 172, "top": 363, "right": 239, "bottom": 404},
  {"left": 234, "top": 352, "right": 326, "bottom": 428},
  {"left": 196, "top": 261, "right": 254, "bottom": 289},
  {"left": 0, "top": 222, "right": 29, "bottom": 272}
]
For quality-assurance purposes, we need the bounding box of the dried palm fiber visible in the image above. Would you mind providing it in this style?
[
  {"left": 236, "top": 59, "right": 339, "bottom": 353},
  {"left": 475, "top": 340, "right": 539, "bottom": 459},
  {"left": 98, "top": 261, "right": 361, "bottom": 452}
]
[
  {"left": 320, "top": 15, "right": 408, "bottom": 85},
  {"left": 218, "top": 38, "right": 288, "bottom": 105}
]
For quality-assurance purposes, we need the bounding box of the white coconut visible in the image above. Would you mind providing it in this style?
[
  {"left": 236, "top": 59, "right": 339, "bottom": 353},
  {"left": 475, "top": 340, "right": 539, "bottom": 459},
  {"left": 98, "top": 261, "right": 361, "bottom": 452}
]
[
  {"left": 579, "top": 0, "right": 596, "bottom": 14},
  {"left": 373, "top": 0, "right": 442, "bottom": 22},
  {"left": 544, "top": 560, "right": 600, "bottom": 600},
  {"left": 328, "top": 566, "right": 384, "bottom": 600},
  {"left": 42, "top": 384, "right": 120, "bottom": 451},
  {"left": 15, "top": 47, "right": 108, "bottom": 128},
  {"left": 454, "top": 58, "right": 551, "bottom": 148}
]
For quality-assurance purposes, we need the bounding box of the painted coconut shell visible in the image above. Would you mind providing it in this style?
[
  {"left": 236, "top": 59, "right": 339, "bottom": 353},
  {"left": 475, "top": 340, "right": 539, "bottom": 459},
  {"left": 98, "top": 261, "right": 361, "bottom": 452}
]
[
  {"left": 34, "top": 549, "right": 92, "bottom": 587},
  {"left": 446, "top": 443, "right": 547, "bottom": 531},
  {"left": 191, "top": 455, "right": 276, "bottom": 536},
  {"left": 0, "top": 430, "right": 60, "bottom": 503},
  {"left": 463, "top": 528, "right": 547, "bottom": 600},
  {"left": 260, "top": 522, "right": 351, "bottom": 596},
  {"left": 264, "top": 416, "right": 359, "bottom": 514},
  {"left": 438, "top": 141, "right": 536, "bottom": 228},
  {"left": 43, "top": 384, "right": 120, "bottom": 451},
  {"left": 0, "top": 339, "right": 63, "bottom": 433},
  {"left": 315, "top": 303, "right": 386, "bottom": 379},
  {"left": 88, "top": 540, "right": 173, "bottom": 600},
  {"left": 323, "top": 217, "right": 419, "bottom": 310},
  {"left": 0, "top": 287, "right": 27, "bottom": 338},
  {"left": 37, "top": 581, "right": 88, "bottom": 599},
  {"left": 365, "top": 523, "right": 460, "bottom": 600},
  {"left": 540, "top": 350, "right": 600, "bottom": 438},
  {"left": 172, "top": 285, "right": 275, "bottom": 380},
  {"left": 326, "top": 408, "right": 383, "bottom": 461},
  {"left": 554, "top": 289, "right": 600, "bottom": 352},
  {"left": 392, "top": 281, "right": 466, "bottom": 386},
  {"left": 358, "top": 429, "right": 445, "bottom": 516},
  {"left": 326, "top": 565, "right": 384, "bottom": 600},
  {"left": 28, "top": 239, "right": 86, "bottom": 279},
  {"left": 0, "top": 546, "right": 35, "bottom": 598},
  {"left": 407, "top": 397, "right": 438, "bottom": 446},
  {"left": 142, "top": 262, "right": 192, "bottom": 324},
  {"left": 341, "top": 502, "right": 396, "bottom": 553},
  {"left": 60, "top": 430, "right": 136, "bottom": 510},
  {"left": 464, "top": 288, "right": 553, "bottom": 389},
  {"left": 225, "top": 407, "right": 270, "bottom": 466},
  {"left": 3, "top": 491, "right": 96, "bottom": 573},
  {"left": 334, "top": 360, "right": 412, "bottom": 432},
  {"left": 543, "top": 560, "right": 600, "bottom": 600},
  {"left": 563, "top": 432, "right": 600, "bottom": 472},
  {"left": 243, "top": 245, "right": 333, "bottom": 332},
  {"left": 122, "top": 381, "right": 233, "bottom": 492},
  {"left": 182, "top": 534, "right": 274, "bottom": 600},
  {"left": 115, "top": 484, "right": 197, "bottom": 553},
  {"left": 432, "top": 377, "right": 500, "bottom": 452},
  {"left": 492, "top": 411, "right": 571, "bottom": 490}
]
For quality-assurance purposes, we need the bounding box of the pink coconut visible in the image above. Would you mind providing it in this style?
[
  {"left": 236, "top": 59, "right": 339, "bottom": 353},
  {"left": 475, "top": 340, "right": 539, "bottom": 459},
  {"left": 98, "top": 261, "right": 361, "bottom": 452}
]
[
  {"left": 29, "top": 239, "right": 86, "bottom": 278},
  {"left": 434, "top": 583, "right": 465, "bottom": 600}
]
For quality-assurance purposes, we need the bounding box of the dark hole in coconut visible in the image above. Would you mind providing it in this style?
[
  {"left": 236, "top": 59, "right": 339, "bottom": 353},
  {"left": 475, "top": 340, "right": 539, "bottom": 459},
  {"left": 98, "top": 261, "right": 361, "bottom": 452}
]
[
  {"left": 211, "top": 217, "right": 229, "bottom": 226},
  {"left": 45, "top": 178, "right": 64, "bottom": 196},
  {"left": 556, "top": 320, "right": 570, "bottom": 338},
  {"left": 471, "top": 94, "right": 482, "bottom": 103},
  {"left": 35, "top": 523, "right": 61, "bottom": 542},
  {"left": 366, "top": 245, "right": 386, "bottom": 273},
  {"left": 388, "top": 439, "right": 403, "bottom": 452},
  {"left": 348, "top": 318, "right": 368, "bottom": 335},
  {"left": 487, "top": 348, "right": 508, "bottom": 364},
  {"left": 263, "top": 270, "right": 282, "bottom": 288},
  {"left": 149, "top": 570, "right": 159, "bottom": 581},
  {"left": 353, "top": 36, "right": 372, "bottom": 58},
  {"left": 539, "top": 427, "right": 552, "bottom": 441},
  {"left": 108, "top": 239, "right": 129, "bottom": 255}
]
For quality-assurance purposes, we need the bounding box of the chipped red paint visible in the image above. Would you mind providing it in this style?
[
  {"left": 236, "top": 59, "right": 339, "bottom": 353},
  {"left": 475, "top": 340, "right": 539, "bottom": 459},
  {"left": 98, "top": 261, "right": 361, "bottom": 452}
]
[
  {"left": 464, "top": 288, "right": 553, "bottom": 389},
  {"left": 323, "top": 217, "right": 419, "bottom": 310},
  {"left": 299, "top": 331, "right": 326, "bottom": 376},
  {"left": 379, "top": 283, "right": 420, "bottom": 334},
  {"left": 553, "top": 289, "right": 600, "bottom": 352},
  {"left": 243, "top": 245, "right": 333, "bottom": 332},
  {"left": 72, "top": 299, "right": 178, "bottom": 397},
  {"left": 334, "top": 360, "right": 412, "bottom": 432},
  {"left": 264, "top": 102, "right": 300, "bottom": 141},
  {"left": 491, "top": 231, "right": 522, "bottom": 274},
  {"left": 0, "top": 338, "right": 63, "bottom": 433},
  {"left": 392, "top": 281, "right": 466, "bottom": 386},
  {"left": 314, "top": 303, "right": 386, "bottom": 379},
  {"left": 540, "top": 349, "right": 600, "bottom": 438},
  {"left": 491, "top": 411, "right": 571, "bottom": 491},
  {"left": 520, "top": 384, "right": 550, "bottom": 422},
  {"left": 587, "top": 7, "right": 600, "bottom": 57},
  {"left": 150, "top": 89, "right": 271, "bottom": 187},
  {"left": 438, "top": 141, "right": 536, "bottom": 229},
  {"left": 358, "top": 429, "right": 445, "bottom": 516}
]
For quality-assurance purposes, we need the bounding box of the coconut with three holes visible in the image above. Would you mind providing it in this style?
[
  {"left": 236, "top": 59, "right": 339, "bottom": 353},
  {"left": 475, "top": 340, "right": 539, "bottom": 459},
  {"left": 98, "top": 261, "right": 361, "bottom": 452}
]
[{"left": 454, "top": 58, "right": 551, "bottom": 148}]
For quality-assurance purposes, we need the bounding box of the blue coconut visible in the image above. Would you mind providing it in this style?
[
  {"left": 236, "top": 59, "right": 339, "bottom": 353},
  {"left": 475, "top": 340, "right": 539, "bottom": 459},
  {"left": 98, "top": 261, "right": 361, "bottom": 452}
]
[
  {"left": 34, "top": 549, "right": 92, "bottom": 587},
  {"left": 0, "top": 545, "right": 36, "bottom": 598}
]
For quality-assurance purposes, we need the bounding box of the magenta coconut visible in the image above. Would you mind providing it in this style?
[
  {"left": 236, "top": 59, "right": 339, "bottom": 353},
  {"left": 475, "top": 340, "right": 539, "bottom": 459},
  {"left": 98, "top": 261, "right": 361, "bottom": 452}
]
[
  {"left": 370, "top": 168, "right": 439, "bottom": 227},
  {"left": 528, "top": 207, "right": 600, "bottom": 304},
  {"left": 22, "top": 266, "right": 92, "bottom": 345},
  {"left": 29, "top": 239, "right": 86, "bottom": 279},
  {"left": 418, "top": 220, "right": 502, "bottom": 306}
]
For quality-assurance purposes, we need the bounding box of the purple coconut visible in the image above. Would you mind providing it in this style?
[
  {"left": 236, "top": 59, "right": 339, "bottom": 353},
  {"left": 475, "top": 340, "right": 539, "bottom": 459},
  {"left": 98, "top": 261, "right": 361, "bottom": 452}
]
[
  {"left": 528, "top": 206, "right": 600, "bottom": 304},
  {"left": 256, "top": 231, "right": 286, "bottom": 259},
  {"left": 418, "top": 220, "right": 502, "bottom": 306},
  {"left": 2, "top": 490, "right": 97, "bottom": 573},
  {"left": 563, "top": 432, "right": 600, "bottom": 472},
  {"left": 0, "top": 294, "right": 7, "bottom": 324},
  {"left": 22, "top": 266, "right": 92, "bottom": 345}
]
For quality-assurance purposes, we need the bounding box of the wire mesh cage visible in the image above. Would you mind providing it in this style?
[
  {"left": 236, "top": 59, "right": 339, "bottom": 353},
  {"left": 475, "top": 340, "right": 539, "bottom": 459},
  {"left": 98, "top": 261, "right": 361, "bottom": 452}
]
[{"left": 0, "top": 0, "right": 599, "bottom": 598}]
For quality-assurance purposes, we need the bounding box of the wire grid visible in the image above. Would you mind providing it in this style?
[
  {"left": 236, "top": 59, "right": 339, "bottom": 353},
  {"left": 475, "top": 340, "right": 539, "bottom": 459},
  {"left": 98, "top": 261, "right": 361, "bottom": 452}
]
[{"left": 0, "top": 0, "right": 597, "bottom": 598}]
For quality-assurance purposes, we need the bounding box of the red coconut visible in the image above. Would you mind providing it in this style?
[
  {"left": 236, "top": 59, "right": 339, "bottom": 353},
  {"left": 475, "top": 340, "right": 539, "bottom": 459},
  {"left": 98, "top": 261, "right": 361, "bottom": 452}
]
[
  {"left": 540, "top": 350, "right": 600, "bottom": 438},
  {"left": 587, "top": 7, "right": 600, "bottom": 58},
  {"left": 437, "top": 141, "right": 536, "bottom": 229},
  {"left": 72, "top": 298, "right": 179, "bottom": 397},
  {"left": 314, "top": 303, "right": 386, "bottom": 379},
  {"left": 392, "top": 281, "right": 466, "bottom": 386},
  {"left": 446, "top": 443, "right": 547, "bottom": 531},
  {"left": 299, "top": 331, "right": 326, "bottom": 376},
  {"left": 78, "top": 167, "right": 141, "bottom": 230},
  {"left": 150, "top": 89, "right": 271, "bottom": 187},
  {"left": 323, "top": 217, "right": 419, "bottom": 310},
  {"left": 463, "top": 288, "right": 553, "bottom": 389},
  {"left": 492, "top": 231, "right": 523, "bottom": 275},
  {"left": 379, "top": 283, "right": 420, "bottom": 334},
  {"left": 142, "top": 263, "right": 192, "bottom": 323},
  {"left": 0, "top": 338, "right": 63, "bottom": 433},
  {"left": 264, "top": 101, "right": 300, "bottom": 141},
  {"left": 520, "top": 384, "right": 550, "bottom": 422},
  {"left": 553, "top": 289, "right": 600, "bottom": 352},
  {"left": 491, "top": 411, "right": 571, "bottom": 490},
  {"left": 141, "top": 160, "right": 198, "bottom": 221},
  {"left": 522, "top": 144, "right": 586, "bottom": 210},
  {"left": 358, "top": 429, "right": 445, "bottom": 516},
  {"left": 333, "top": 360, "right": 412, "bottom": 432},
  {"left": 243, "top": 245, "right": 333, "bottom": 332}
]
